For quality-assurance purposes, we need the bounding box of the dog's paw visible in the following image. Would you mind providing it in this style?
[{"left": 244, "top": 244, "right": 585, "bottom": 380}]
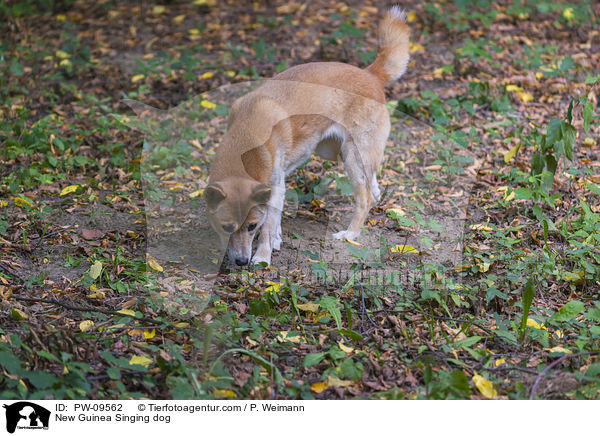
[
  {"left": 251, "top": 251, "right": 272, "bottom": 266},
  {"left": 332, "top": 230, "right": 360, "bottom": 241},
  {"left": 272, "top": 231, "right": 282, "bottom": 251}
]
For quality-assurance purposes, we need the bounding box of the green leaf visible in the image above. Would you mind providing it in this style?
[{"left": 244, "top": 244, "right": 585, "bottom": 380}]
[
  {"left": 561, "top": 123, "right": 576, "bottom": 161},
  {"left": 452, "top": 336, "right": 482, "bottom": 349},
  {"left": 531, "top": 153, "right": 545, "bottom": 175},
  {"left": 303, "top": 352, "right": 326, "bottom": 368},
  {"left": 494, "top": 329, "right": 517, "bottom": 346},
  {"left": 0, "top": 351, "right": 22, "bottom": 374},
  {"left": 319, "top": 296, "right": 342, "bottom": 329},
  {"left": 519, "top": 279, "right": 535, "bottom": 342},
  {"left": 37, "top": 350, "right": 60, "bottom": 362},
  {"left": 554, "top": 300, "right": 584, "bottom": 322},
  {"left": 107, "top": 367, "right": 121, "bottom": 380},
  {"left": 546, "top": 118, "right": 562, "bottom": 145},
  {"left": 583, "top": 101, "right": 593, "bottom": 134}
]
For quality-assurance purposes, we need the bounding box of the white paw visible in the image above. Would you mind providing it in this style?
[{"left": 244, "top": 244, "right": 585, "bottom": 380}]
[
  {"left": 332, "top": 230, "right": 360, "bottom": 241},
  {"left": 272, "top": 229, "right": 282, "bottom": 251},
  {"left": 251, "top": 250, "right": 272, "bottom": 266}
]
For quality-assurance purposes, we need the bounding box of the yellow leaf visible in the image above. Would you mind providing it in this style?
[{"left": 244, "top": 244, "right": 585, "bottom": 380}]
[
  {"left": 311, "top": 382, "right": 328, "bottom": 393},
  {"left": 407, "top": 11, "right": 417, "bottom": 22},
  {"left": 344, "top": 238, "right": 364, "bottom": 247},
  {"left": 553, "top": 330, "right": 564, "bottom": 339},
  {"left": 390, "top": 244, "right": 419, "bottom": 254},
  {"left": 516, "top": 91, "right": 533, "bottom": 103},
  {"left": 505, "top": 84, "right": 522, "bottom": 92},
  {"left": 0, "top": 200, "right": 7, "bottom": 207},
  {"left": 189, "top": 189, "right": 204, "bottom": 198},
  {"left": 265, "top": 281, "right": 282, "bottom": 294},
  {"left": 147, "top": 255, "right": 163, "bottom": 272},
  {"left": 79, "top": 320, "right": 94, "bottom": 331},
  {"left": 470, "top": 223, "right": 493, "bottom": 232},
  {"left": 433, "top": 67, "right": 445, "bottom": 77},
  {"left": 129, "top": 355, "right": 153, "bottom": 368},
  {"left": 11, "top": 308, "right": 28, "bottom": 320},
  {"left": 547, "top": 346, "right": 572, "bottom": 354},
  {"left": 189, "top": 28, "right": 200, "bottom": 35},
  {"left": 175, "top": 322, "right": 189, "bottom": 328},
  {"left": 582, "top": 137, "right": 596, "bottom": 148},
  {"left": 565, "top": 271, "right": 584, "bottom": 282},
  {"left": 117, "top": 309, "right": 136, "bottom": 317},
  {"left": 337, "top": 341, "right": 354, "bottom": 354},
  {"left": 562, "top": 7, "right": 575, "bottom": 20},
  {"left": 494, "top": 358, "right": 506, "bottom": 367},
  {"left": 55, "top": 50, "right": 71, "bottom": 59},
  {"left": 200, "top": 100, "right": 216, "bottom": 109},
  {"left": 87, "top": 291, "right": 105, "bottom": 300},
  {"left": 504, "top": 191, "right": 515, "bottom": 202},
  {"left": 535, "top": 72, "right": 544, "bottom": 79},
  {"left": 12, "top": 197, "right": 33, "bottom": 208},
  {"left": 504, "top": 144, "right": 520, "bottom": 163},
  {"left": 199, "top": 72, "right": 214, "bottom": 79},
  {"left": 56, "top": 14, "right": 66, "bottom": 21},
  {"left": 224, "top": 70, "right": 236, "bottom": 77},
  {"left": 172, "top": 14, "right": 186, "bottom": 24},
  {"left": 168, "top": 182, "right": 185, "bottom": 191},
  {"left": 388, "top": 207, "right": 406, "bottom": 217},
  {"left": 297, "top": 302, "right": 320, "bottom": 312},
  {"left": 277, "top": 331, "right": 306, "bottom": 344},
  {"left": 526, "top": 318, "right": 547, "bottom": 330},
  {"left": 152, "top": 5, "right": 165, "bottom": 15},
  {"left": 213, "top": 389, "right": 237, "bottom": 398},
  {"left": 326, "top": 376, "right": 353, "bottom": 388},
  {"left": 60, "top": 184, "right": 80, "bottom": 196},
  {"left": 409, "top": 43, "right": 425, "bottom": 53},
  {"left": 144, "top": 328, "right": 156, "bottom": 339},
  {"left": 472, "top": 372, "right": 497, "bottom": 399},
  {"left": 131, "top": 74, "right": 145, "bottom": 83},
  {"left": 59, "top": 59, "right": 72, "bottom": 68}
]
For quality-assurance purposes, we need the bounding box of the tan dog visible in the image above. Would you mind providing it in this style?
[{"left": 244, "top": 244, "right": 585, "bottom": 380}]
[{"left": 205, "top": 7, "right": 410, "bottom": 266}]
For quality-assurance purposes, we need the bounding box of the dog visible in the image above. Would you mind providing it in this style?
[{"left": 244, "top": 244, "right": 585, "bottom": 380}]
[{"left": 204, "top": 7, "right": 410, "bottom": 266}]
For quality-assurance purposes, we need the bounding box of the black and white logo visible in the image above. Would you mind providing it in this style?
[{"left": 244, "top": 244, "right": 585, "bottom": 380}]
[{"left": 3, "top": 402, "right": 50, "bottom": 434}]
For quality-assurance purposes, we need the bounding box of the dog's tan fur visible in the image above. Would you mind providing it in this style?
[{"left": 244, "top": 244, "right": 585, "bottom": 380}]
[{"left": 205, "top": 7, "right": 410, "bottom": 266}]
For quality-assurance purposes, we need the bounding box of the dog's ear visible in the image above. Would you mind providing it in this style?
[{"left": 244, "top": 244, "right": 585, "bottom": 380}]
[
  {"left": 251, "top": 184, "right": 271, "bottom": 205},
  {"left": 204, "top": 184, "right": 227, "bottom": 210}
]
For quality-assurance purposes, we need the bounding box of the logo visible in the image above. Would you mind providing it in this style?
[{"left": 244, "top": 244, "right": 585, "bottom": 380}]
[{"left": 2, "top": 402, "right": 50, "bottom": 434}]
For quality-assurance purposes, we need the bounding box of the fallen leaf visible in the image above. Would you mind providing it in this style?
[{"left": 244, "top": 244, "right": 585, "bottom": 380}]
[
  {"left": 213, "top": 389, "right": 237, "bottom": 398},
  {"left": 89, "top": 260, "right": 103, "bottom": 280},
  {"left": 81, "top": 229, "right": 102, "bottom": 240},
  {"left": 311, "top": 382, "right": 328, "bottom": 393},
  {"left": 472, "top": 372, "right": 497, "bottom": 399},
  {"left": 79, "top": 320, "right": 94, "bottom": 331},
  {"left": 546, "top": 346, "right": 572, "bottom": 354},
  {"left": 147, "top": 255, "right": 163, "bottom": 272},
  {"left": 129, "top": 355, "right": 153, "bottom": 368},
  {"left": 390, "top": 244, "right": 419, "bottom": 254},
  {"left": 60, "top": 184, "right": 80, "bottom": 196},
  {"left": 297, "top": 302, "right": 320, "bottom": 312}
]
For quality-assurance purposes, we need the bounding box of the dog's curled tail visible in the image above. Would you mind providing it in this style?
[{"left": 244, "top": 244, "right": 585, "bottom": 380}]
[{"left": 366, "top": 6, "right": 411, "bottom": 84}]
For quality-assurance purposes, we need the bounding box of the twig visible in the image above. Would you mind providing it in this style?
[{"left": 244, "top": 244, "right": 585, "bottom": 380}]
[
  {"left": 12, "top": 296, "right": 165, "bottom": 326},
  {"left": 529, "top": 351, "right": 599, "bottom": 400},
  {"left": 31, "top": 224, "right": 76, "bottom": 250},
  {"left": 0, "top": 261, "right": 25, "bottom": 283}
]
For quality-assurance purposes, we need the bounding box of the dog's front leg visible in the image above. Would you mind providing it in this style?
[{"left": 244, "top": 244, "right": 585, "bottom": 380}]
[{"left": 252, "top": 183, "right": 285, "bottom": 265}]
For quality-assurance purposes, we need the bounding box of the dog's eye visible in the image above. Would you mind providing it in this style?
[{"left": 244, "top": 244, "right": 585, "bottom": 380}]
[
  {"left": 247, "top": 223, "right": 257, "bottom": 232},
  {"left": 222, "top": 224, "right": 235, "bottom": 233}
]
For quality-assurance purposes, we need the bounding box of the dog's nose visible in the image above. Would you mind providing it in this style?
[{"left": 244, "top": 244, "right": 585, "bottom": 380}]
[{"left": 235, "top": 257, "right": 249, "bottom": 266}]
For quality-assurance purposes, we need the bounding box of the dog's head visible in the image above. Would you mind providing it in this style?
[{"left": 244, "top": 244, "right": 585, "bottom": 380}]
[{"left": 204, "top": 177, "right": 271, "bottom": 266}]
